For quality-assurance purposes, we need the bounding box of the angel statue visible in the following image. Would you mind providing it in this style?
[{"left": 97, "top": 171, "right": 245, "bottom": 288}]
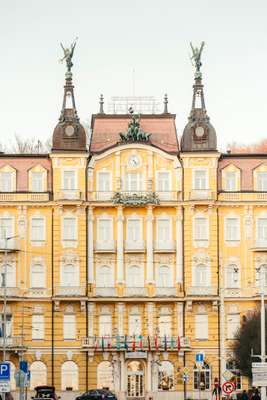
[
  {"left": 60, "top": 38, "right": 78, "bottom": 73},
  {"left": 190, "top": 41, "right": 205, "bottom": 76}
]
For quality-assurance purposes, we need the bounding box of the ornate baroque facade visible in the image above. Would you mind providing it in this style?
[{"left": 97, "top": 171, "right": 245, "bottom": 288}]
[{"left": 0, "top": 61, "right": 265, "bottom": 400}]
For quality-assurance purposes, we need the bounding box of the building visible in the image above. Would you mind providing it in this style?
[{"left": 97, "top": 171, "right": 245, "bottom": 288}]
[{"left": 0, "top": 51, "right": 266, "bottom": 400}]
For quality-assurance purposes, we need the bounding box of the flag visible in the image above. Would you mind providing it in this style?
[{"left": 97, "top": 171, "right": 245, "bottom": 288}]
[
  {"left": 124, "top": 335, "right": 129, "bottom": 351},
  {"left": 147, "top": 336, "right": 151, "bottom": 352},
  {"left": 94, "top": 336, "right": 98, "bottom": 351},
  {"left": 170, "top": 336, "right": 175, "bottom": 350},
  {"left": 107, "top": 337, "right": 111, "bottom": 349},
  {"left": 101, "top": 336, "right": 105, "bottom": 351},
  {"left": 138, "top": 335, "right": 143, "bottom": 350},
  {"left": 164, "top": 335, "right": 167, "bottom": 351},
  {"left": 177, "top": 336, "right": 181, "bottom": 352},
  {"left": 132, "top": 335, "right": 136, "bottom": 352},
  {"left": 116, "top": 335, "right": 121, "bottom": 350},
  {"left": 155, "top": 335, "right": 159, "bottom": 351}
]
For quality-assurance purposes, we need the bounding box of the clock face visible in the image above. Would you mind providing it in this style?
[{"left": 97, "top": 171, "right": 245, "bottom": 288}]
[
  {"left": 128, "top": 155, "right": 140, "bottom": 168},
  {"left": 195, "top": 126, "right": 205, "bottom": 138},
  {"left": 65, "top": 125, "right": 75, "bottom": 137}
]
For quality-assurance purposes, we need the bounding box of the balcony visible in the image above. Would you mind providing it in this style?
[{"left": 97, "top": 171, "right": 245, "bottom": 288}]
[
  {"left": 26, "top": 288, "right": 51, "bottom": 297},
  {"left": 190, "top": 189, "right": 214, "bottom": 201},
  {"left": 95, "top": 287, "right": 116, "bottom": 297},
  {"left": 95, "top": 240, "right": 116, "bottom": 252},
  {"left": 0, "top": 192, "right": 50, "bottom": 202},
  {"left": 155, "top": 287, "right": 177, "bottom": 297},
  {"left": 187, "top": 286, "right": 217, "bottom": 296},
  {"left": 112, "top": 191, "right": 160, "bottom": 206},
  {"left": 124, "top": 287, "right": 148, "bottom": 297},
  {"left": 55, "top": 190, "right": 83, "bottom": 201},
  {"left": 0, "top": 336, "right": 24, "bottom": 348},
  {"left": 219, "top": 192, "right": 267, "bottom": 202},
  {"left": 0, "top": 238, "right": 19, "bottom": 252},
  {"left": 125, "top": 240, "right": 145, "bottom": 252},
  {"left": 54, "top": 286, "right": 86, "bottom": 297},
  {"left": 154, "top": 240, "right": 175, "bottom": 252},
  {"left": 0, "top": 287, "right": 21, "bottom": 297},
  {"left": 156, "top": 191, "right": 182, "bottom": 201}
]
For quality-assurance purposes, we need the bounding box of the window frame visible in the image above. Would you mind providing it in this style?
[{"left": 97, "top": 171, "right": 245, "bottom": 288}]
[
  {"left": 193, "top": 169, "right": 208, "bottom": 190},
  {"left": 156, "top": 171, "right": 171, "bottom": 192},
  {"left": 194, "top": 216, "right": 208, "bottom": 241},
  {"left": 32, "top": 314, "right": 45, "bottom": 340},
  {"left": 62, "top": 216, "right": 77, "bottom": 242},
  {"left": 30, "top": 217, "right": 46, "bottom": 243},
  {"left": 63, "top": 314, "right": 76, "bottom": 340},
  {"left": 224, "top": 217, "right": 240, "bottom": 242},
  {"left": 195, "top": 314, "right": 208, "bottom": 340}
]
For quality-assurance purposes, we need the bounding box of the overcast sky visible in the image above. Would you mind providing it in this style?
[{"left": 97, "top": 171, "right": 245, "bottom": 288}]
[{"left": 1, "top": 0, "right": 267, "bottom": 151}]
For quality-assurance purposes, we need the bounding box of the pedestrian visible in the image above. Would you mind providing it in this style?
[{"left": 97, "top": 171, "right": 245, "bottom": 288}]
[
  {"left": 252, "top": 389, "right": 261, "bottom": 400},
  {"left": 241, "top": 390, "right": 249, "bottom": 400}
]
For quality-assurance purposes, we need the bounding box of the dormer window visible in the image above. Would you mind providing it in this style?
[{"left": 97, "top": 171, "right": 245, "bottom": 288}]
[
  {"left": 31, "top": 172, "right": 44, "bottom": 192},
  {"left": 257, "top": 172, "right": 267, "bottom": 191},
  {"left": 0, "top": 172, "right": 12, "bottom": 192},
  {"left": 225, "top": 172, "right": 237, "bottom": 191}
]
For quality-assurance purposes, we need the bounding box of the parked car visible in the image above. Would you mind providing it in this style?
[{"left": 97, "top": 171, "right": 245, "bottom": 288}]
[
  {"left": 76, "top": 389, "right": 117, "bottom": 400},
  {"left": 31, "top": 386, "right": 61, "bottom": 400}
]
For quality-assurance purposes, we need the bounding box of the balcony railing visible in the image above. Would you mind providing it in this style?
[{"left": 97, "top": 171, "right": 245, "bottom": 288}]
[
  {"left": 124, "top": 287, "right": 148, "bottom": 297},
  {"left": 26, "top": 288, "right": 51, "bottom": 297},
  {"left": 155, "top": 287, "right": 177, "bottom": 297},
  {"left": 95, "top": 287, "right": 116, "bottom": 297},
  {"left": 54, "top": 286, "right": 86, "bottom": 296},
  {"left": 190, "top": 189, "right": 214, "bottom": 200},
  {"left": 95, "top": 240, "right": 116, "bottom": 252},
  {"left": 0, "top": 192, "right": 50, "bottom": 202},
  {"left": 88, "top": 191, "right": 182, "bottom": 202},
  {"left": 81, "top": 335, "right": 190, "bottom": 351},
  {"left": 187, "top": 286, "right": 217, "bottom": 296},
  {"left": 0, "top": 336, "right": 24, "bottom": 348},
  {"left": 154, "top": 240, "right": 175, "bottom": 252},
  {"left": 219, "top": 192, "right": 267, "bottom": 202},
  {"left": 55, "top": 190, "right": 83, "bottom": 201},
  {"left": 0, "top": 287, "right": 21, "bottom": 297},
  {"left": 125, "top": 240, "right": 145, "bottom": 252}
]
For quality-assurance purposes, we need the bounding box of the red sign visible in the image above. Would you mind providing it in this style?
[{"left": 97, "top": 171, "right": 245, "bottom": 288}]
[{"left": 222, "top": 381, "right": 235, "bottom": 395}]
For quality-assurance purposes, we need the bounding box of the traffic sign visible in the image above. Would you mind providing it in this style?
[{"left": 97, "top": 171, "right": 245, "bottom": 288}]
[
  {"left": 223, "top": 370, "right": 234, "bottom": 381},
  {"left": 0, "top": 363, "right": 10, "bottom": 381},
  {"left": 252, "top": 371, "right": 267, "bottom": 387},
  {"left": 182, "top": 373, "right": 189, "bottom": 382},
  {"left": 0, "top": 381, "right": 11, "bottom": 392},
  {"left": 222, "top": 381, "right": 235, "bottom": 395},
  {"left": 19, "top": 360, "right": 28, "bottom": 374},
  {"left": 183, "top": 367, "right": 190, "bottom": 374},
  {"left": 196, "top": 352, "right": 204, "bottom": 363}
]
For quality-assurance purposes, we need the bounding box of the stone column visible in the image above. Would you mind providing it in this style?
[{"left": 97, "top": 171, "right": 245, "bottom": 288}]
[
  {"left": 116, "top": 303, "right": 125, "bottom": 336},
  {"left": 88, "top": 207, "right": 94, "bottom": 283},
  {"left": 120, "top": 353, "right": 126, "bottom": 392},
  {"left": 146, "top": 303, "right": 154, "bottom": 336},
  {"left": 146, "top": 206, "right": 154, "bottom": 283},
  {"left": 88, "top": 303, "right": 94, "bottom": 344},
  {"left": 176, "top": 302, "right": 184, "bottom": 337},
  {"left": 176, "top": 207, "right": 183, "bottom": 284},
  {"left": 147, "top": 352, "right": 152, "bottom": 393},
  {"left": 117, "top": 206, "right": 124, "bottom": 283}
]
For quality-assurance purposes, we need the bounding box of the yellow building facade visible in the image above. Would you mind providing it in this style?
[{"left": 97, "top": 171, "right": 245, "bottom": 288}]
[{"left": 0, "top": 61, "right": 265, "bottom": 400}]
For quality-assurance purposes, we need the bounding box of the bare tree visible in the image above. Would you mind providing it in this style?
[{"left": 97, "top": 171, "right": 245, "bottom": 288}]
[{"left": 4, "top": 134, "right": 52, "bottom": 154}]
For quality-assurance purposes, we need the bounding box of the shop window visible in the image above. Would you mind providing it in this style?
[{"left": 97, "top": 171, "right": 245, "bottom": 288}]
[{"left": 158, "top": 361, "right": 174, "bottom": 391}]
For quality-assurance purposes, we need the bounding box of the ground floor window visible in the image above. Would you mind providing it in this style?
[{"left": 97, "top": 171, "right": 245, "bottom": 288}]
[
  {"left": 61, "top": 361, "right": 79, "bottom": 391},
  {"left": 30, "top": 361, "right": 47, "bottom": 390},
  {"left": 158, "top": 361, "right": 174, "bottom": 391},
  {"left": 193, "top": 363, "right": 211, "bottom": 390},
  {"left": 127, "top": 361, "right": 144, "bottom": 398},
  {"left": 97, "top": 361, "right": 114, "bottom": 391}
]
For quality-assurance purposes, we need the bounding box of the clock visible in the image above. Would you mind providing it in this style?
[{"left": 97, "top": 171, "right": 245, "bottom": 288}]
[
  {"left": 195, "top": 126, "right": 205, "bottom": 138},
  {"left": 65, "top": 125, "right": 75, "bottom": 137},
  {"left": 128, "top": 155, "right": 140, "bottom": 168}
]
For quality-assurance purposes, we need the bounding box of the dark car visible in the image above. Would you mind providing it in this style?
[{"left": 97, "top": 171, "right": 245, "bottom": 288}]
[
  {"left": 32, "top": 386, "right": 61, "bottom": 400},
  {"left": 76, "top": 389, "right": 117, "bottom": 400}
]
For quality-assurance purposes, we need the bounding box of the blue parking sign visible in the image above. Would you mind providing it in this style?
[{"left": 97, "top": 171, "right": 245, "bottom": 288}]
[
  {"left": 0, "top": 362, "right": 10, "bottom": 380},
  {"left": 19, "top": 361, "right": 28, "bottom": 374},
  {"left": 196, "top": 353, "right": 204, "bottom": 363}
]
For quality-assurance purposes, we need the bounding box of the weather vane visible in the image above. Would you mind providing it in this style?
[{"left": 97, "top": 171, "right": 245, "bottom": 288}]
[
  {"left": 60, "top": 37, "right": 78, "bottom": 77},
  {"left": 190, "top": 41, "right": 205, "bottom": 79}
]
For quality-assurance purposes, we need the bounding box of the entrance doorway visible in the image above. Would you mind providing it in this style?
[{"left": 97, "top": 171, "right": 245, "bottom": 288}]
[{"left": 127, "top": 361, "right": 145, "bottom": 398}]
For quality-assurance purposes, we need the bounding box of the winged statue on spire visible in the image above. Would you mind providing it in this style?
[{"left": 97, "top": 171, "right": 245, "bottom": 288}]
[
  {"left": 190, "top": 41, "right": 205, "bottom": 78},
  {"left": 60, "top": 38, "right": 78, "bottom": 73}
]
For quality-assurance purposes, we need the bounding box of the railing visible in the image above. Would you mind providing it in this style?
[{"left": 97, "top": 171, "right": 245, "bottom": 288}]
[
  {"left": 154, "top": 240, "right": 175, "bottom": 252},
  {"left": 0, "top": 336, "right": 23, "bottom": 348},
  {"left": 54, "top": 286, "right": 86, "bottom": 296},
  {"left": 190, "top": 189, "right": 214, "bottom": 200},
  {"left": 0, "top": 287, "right": 21, "bottom": 297},
  {"left": 125, "top": 240, "right": 145, "bottom": 251},
  {"left": 54, "top": 190, "right": 83, "bottom": 201},
  {"left": 26, "top": 288, "right": 51, "bottom": 297},
  {"left": 0, "top": 238, "right": 19, "bottom": 252},
  {"left": 95, "top": 240, "right": 116, "bottom": 252},
  {"left": 124, "top": 287, "right": 148, "bottom": 297},
  {"left": 155, "top": 287, "right": 177, "bottom": 297},
  {"left": 95, "top": 287, "right": 116, "bottom": 297},
  {"left": 218, "top": 192, "right": 267, "bottom": 201},
  {"left": 187, "top": 286, "right": 217, "bottom": 296},
  {"left": 155, "top": 191, "right": 182, "bottom": 201},
  {"left": 0, "top": 192, "right": 50, "bottom": 202},
  {"left": 88, "top": 191, "right": 182, "bottom": 203},
  {"left": 81, "top": 335, "right": 190, "bottom": 350}
]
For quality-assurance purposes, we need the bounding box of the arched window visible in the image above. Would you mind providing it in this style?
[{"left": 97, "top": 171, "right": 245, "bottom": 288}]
[
  {"left": 193, "top": 264, "right": 209, "bottom": 286},
  {"left": 256, "top": 264, "right": 267, "bottom": 287},
  {"left": 61, "top": 361, "right": 79, "bottom": 391},
  {"left": 97, "top": 361, "right": 114, "bottom": 390},
  {"left": 158, "top": 361, "right": 174, "bottom": 391},
  {"left": 61, "top": 264, "right": 79, "bottom": 287},
  {"left": 226, "top": 264, "right": 239, "bottom": 288},
  {"left": 30, "top": 361, "right": 47, "bottom": 390},
  {"left": 156, "top": 265, "right": 172, "bottom": 287},
  {"left": 126, "top": 265, "right": 143, "bottom": 287},
  {"left": 96, "top": 265, "right": 113, "bottom": 287},
  {"left": 193, "top": 362, "right": 211, "bottom": 390},
  {"left": 9, "top": 361, "right": 16, "bottom": 391},
  {"left": 0, "top": 264, "right": 16, "bottom": 287},
  {"left": 31, "top": 264, "right": 45, "bottom": 288}
]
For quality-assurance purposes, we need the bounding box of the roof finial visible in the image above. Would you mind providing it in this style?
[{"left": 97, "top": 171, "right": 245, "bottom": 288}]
[
  {"left": 163, "top": 94, "right": 169, "bottom": 113},
  {"left": 60, "top": 37, "right": 78, "bottom": 80},
  {"left": 99, "top": 94, "right": 104, "bottom": 114},
  {"left": 190, "top": 41, "right": 205, "bottom": 80}
]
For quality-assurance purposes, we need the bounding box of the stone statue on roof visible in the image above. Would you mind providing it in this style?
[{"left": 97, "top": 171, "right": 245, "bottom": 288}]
[
  {"left": 60, "top": 38, "right": 78, "bottom": 73},
  {"left": 190, "top": 41, "right": 205, "bottom": 78}
]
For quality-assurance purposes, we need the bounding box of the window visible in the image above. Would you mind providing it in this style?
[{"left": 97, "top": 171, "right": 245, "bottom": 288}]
[
  {"left": 32, "top": 315, "right": 44, "bottom": 339},
  {"left": 63, "top": 314, "right": 76, "bottom": 339},
  {"left": 257, "top": 172, "right": 267, "bottom": 191},
  {"left": 194, "top": 264, "right": 209, "bottom": 286},
  {"left": 158, "top": 315, "right": 172, "bottom": 337},
  {"left": 0, "top": 217, "right": 14, "bottom": 248},
  {"left": 256, "top": 265, "right": 267, "bottom": 287},
  {"left": 126, "top": 265, "right": 144, "bottom": 287},
  {"left": 194, "top": 170, "right": 207, "bottom": 190},
  {"left": 61, "top": 361, "right": 79, "bottom": 391},
  {"left": 225, "top": 171, "right": 237, "bottom": 191},
  {"left": 63, "top": 171, "right": 76, "bottom": 190},
  {"left": 156, "top": 265, "right": 172, "bottom": 287},
  {"left": 193, "top": 363, "right": 211, "bottom": 390},
  {"left": 98, "top": 219, "right": 113, "bottom": 242},
  {"left": 96, "top": 266, "right": 113, "bottom": 287},
  {"left": 227, "top": 314, "right": 240, "bottom": 339},
  {"left": 61, "top": 264, "right": 79, "bottom": 287},
  {"left": 31, "top": 172, "right": 44, "bottom": 192},
  {"left": 97, "top": 362, "right": 114, "bottom": 391},
  {"left": 0, "top": 264, "right": 16, "bottom": 287},
  {"left": 156, "top": 172, "right": 170, "bottom": 192},
  {"left": 97, "top": 172, "right": 111, "bottom": 192},
  {"left": 30, "top": 361, "right": 47, "bottom": 390},
  {"left": 157, "top": 219, "right": 171, "bottom": 242},
  {"left": 195, "top": 314, "right": 208, "bottom": 339},
  {"left": 125, "top": 173, "right": 140, "bottom": 191},
  {"left": 194, "top": 217, "right": 208, "bottom": 241},
  {"left": 99, "top": 314, "right": 112, "bottom": 337},
  {"left": 226, "top": 265, "right": 239, "bottom": 288},
  {"left": 158, "top": 361, "right": 174, "bottom": 391},
  {"left": 226, "top": 361, "right": 241, "bottom": 390},
  {"left": 62, "top": 217, "right": 77, "bottom": 241},
  {"left": 257, "top": 218, "right": 267, "bottom": 243},
  {"left": 31, "top": 264, "right": 45, "bottom": 288},
  {"left": 127, "top": 219, "right": 141, "bottom": 242},
  {"left": 129, "top": 314, "right": 142, "bottom": 336},
  {"left": 0, "top": 314, "right": 12, "bottom": 337},
  {"left": 0, "top": 172, "right": 13, "bottom": 192},
  {"left": 31, "top": 218, "right": 45, "bottom": 242},
  {"left": 225, "top": 218, "right": 240, "bottom": 241}
]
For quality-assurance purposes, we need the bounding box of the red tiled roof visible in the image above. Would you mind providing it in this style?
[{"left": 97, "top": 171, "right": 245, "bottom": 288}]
[{"left": 90, "top": 114, "right": 179, "bottom": 154}]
